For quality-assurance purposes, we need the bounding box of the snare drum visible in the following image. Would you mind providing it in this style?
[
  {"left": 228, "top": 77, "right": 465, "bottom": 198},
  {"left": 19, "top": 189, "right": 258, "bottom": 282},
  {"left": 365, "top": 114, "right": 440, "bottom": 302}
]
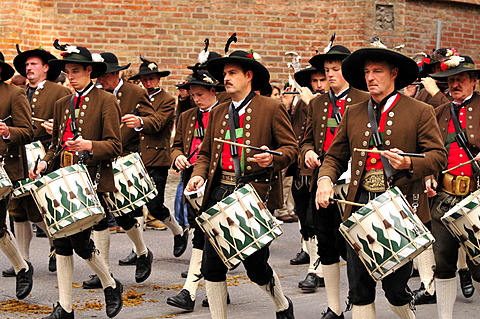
[
  {"left": 184, "top": 181, "right": 206, "bottom": 211},
  {"left": 0, "top": 165, "right": 12, "bottom": 200},
  {"left": 333, "top": 160, "right": 351, "bottom": 217},
  {"left": 196, "top": 184, "right": 283, "bottom": 269},
  {"left": 31, "top": 164, "right": 105, "bottom": 239},
  {"left": 12, "top": 141, "right": 46, "bottom": 198},
  {"left": 339, "top": 187, "right": 434, "bottom": 281},
  {"left": 105, "top": 153, "right": 157, "bottom": 217},
  {"left": 441, "top": 189, "right": 480, "bottom": 265}
]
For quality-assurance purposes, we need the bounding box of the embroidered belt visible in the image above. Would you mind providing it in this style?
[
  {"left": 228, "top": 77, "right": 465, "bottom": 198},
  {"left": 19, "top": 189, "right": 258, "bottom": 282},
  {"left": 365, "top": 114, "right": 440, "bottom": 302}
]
[
  {"left": 361, "top": 169, "right": 386, "bottom": 193},
  {"left": 440, "top": 173, "right": 475, "bottom": 196},
  {"left": 60, "top": 151, "right": 75, "bottom": 168},
  {"left": 221, "top": 170, "right": 237, "bottom": 186}
]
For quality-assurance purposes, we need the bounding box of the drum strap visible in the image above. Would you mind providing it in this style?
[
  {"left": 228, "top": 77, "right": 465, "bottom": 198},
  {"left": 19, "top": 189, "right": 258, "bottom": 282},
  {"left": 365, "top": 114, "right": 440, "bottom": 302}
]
[{"left": 327, "top": 88, "right": 349, "bottom": 134}]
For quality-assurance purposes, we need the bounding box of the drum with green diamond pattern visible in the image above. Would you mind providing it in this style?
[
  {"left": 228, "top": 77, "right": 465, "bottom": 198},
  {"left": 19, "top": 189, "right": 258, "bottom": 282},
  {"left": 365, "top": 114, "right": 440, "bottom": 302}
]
[
  {"left": 105, "top": 153, "right": 157, "bottom": 217},
  {"left": 441, "top": 189, "right": 480, "bottom": 265},
  {"left": 339, "top": 187, "right": 434, "bottom": 281},
  {"left": 31, "top": 164, "right": 105, "bottom": 239},
  {"left": 196, "top": 183, "right": 283, "bottom": 269},
  {"left": 12, "top": 141, "right": 46, "bottom": 198},
  {"left": 0, "top": 165, "right": 12, "bottom": 200}
]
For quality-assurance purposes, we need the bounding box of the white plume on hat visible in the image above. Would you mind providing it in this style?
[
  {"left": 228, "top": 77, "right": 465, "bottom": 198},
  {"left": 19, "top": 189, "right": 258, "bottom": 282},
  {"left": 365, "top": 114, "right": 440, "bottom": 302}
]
[{"left": 91, "top": 53, "right": 104, "bottom": 62}]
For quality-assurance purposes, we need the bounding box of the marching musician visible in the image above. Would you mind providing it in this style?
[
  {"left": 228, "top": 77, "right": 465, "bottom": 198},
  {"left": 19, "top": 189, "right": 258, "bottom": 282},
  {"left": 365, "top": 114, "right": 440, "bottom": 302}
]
[
  {"left": 30, "top": 42, "right": 123, "bottom": 319},
  {"left": 186, "top": 47, "right": 297, "bottom": 318},
  {"left": 167, "top": 68, "right": 226, "bottom": 312},
  {"left": 427, "top": 55, "right": 480, "bottom": 319},
  {"left": 316, "top": 47, "right": 446, "bottom": 318},
  {"left": 7, "top": 46, "right": 71, "bottom": 276},
  {"left": 0, "top": 51, "right": 34, "bottom": 301},
  {"left": 80, "top": 51, "right": 158, "bottom": 289},
  {"left": 287, "top": 66, "right": 330, "bottom": 291},
  {"left": 299, "top": 45, "right": 369, "bottom": 318}
]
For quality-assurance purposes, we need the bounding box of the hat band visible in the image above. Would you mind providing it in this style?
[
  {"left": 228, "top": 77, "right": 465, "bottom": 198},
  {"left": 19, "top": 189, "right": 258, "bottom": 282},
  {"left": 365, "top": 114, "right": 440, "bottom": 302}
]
[{"left": 462, "top": 63, "right": 476, "bottom": 69}]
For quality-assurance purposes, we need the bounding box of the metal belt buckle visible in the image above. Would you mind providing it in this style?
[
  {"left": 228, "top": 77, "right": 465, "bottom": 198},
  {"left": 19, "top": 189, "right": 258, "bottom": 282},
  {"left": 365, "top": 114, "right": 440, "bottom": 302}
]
[
  {"left": 61, "top": 151, "right": 74, "bottom": 168},
  {"left": 455, "top": 175, "right": 470, "bottom": 196}
]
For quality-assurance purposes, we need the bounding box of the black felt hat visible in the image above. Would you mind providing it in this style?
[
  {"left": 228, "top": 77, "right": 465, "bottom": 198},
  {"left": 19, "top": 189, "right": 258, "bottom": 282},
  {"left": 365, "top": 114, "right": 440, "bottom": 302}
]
[
  {"left": 0, "top": 52, "right": 15, "bottom": 82},
  {"left": 176, "top": 68, "right": 225, "bottom": 91},
  {"left": 128, "top": 56, "right": 170, "bottom": 80},
  {"left": 294, "top": 67, "right": 320, "bottom": 88},
  {"left": 429, "top": 55, "right": 480, "bottom": 80},
  {"left": 342, "top": 47, "right": 419, "bottom": 90},
  {"left": 13, "top": 45, "right": 61, "bottom": 81},
  {"left": 48, "top": 40, "right": 107, "bottom": 79},
  {"left": 99, "top": 52, "right": 131, "bottom": 74},
  {"left": 187, "top": 38, "right": 222, "bottom": 70},
  {"left": 309, "top": 45, "right": 351, "bottom": 70}
]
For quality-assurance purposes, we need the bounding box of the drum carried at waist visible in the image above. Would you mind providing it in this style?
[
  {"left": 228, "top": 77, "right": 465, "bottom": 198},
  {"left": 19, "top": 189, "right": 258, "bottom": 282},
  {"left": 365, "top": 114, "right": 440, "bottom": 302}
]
[
  {"left": 105, "top": 152, "right": 157, "bottom": 217},
  {"left": 0, "top": 164, "right": 12, "bottom": 200},
  {"left": 12, "top": 141, "right": 46, "bottom": 198},
  {"left": 333, "top": 160, "right": 351, "bottom": 218},
  {"left": 196, "top": 183, "right": 283, "bottom": 269},
  {"left": 339, "top": 187, "right": 434, "bottom": 281},
  {"left": 30, "top": 164, "right": 105, "bottom": 239},
  {"left": 441, "top": 189, "right": 480, "bottom": 265},
  {"left": 184, "top": 181, "right": 206, "bottom": 211}
]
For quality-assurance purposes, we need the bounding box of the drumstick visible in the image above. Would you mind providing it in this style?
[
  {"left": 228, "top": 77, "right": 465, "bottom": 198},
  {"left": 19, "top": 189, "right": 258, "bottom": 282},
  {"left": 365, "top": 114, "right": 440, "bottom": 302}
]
[
  {"left": 33, "top": 155, "right": 41, "bottom": 174},
  {"left": 442, "top": 159, "right": 475, "bottom": 174},
  {"left": 32, "top": 117, "right": 47, "bottom": 122},
  {"left": 329, "top": 198, "right": 365, "bottom": 207},
  {"left": 353, "top": 148, "right": 425, "bottom": 158},
  {"left": 0, "top": 115, "right": 12, "bottom": 123},
  {"left": 214, "top": 138, "right": 283, "bottom": 156}
]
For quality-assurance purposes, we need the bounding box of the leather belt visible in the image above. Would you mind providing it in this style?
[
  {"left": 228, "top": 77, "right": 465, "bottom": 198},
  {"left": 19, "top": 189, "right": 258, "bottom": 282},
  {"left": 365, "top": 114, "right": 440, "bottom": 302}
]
[
  {"left": 60, "top": 151, "right": 75, "bottom": 168},
  {"left": 440, "top": 172, "right": 476, "bottom": 196},
  {"left": 361, "top": 169, "right": 386, "bottom": 193},
  {"left": 221, "top": 171, "right": 237, "bottom": 186}
]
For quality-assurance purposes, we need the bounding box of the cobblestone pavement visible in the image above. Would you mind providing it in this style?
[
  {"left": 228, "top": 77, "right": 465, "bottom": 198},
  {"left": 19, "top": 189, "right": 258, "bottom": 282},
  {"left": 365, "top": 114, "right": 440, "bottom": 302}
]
[{"left": 0, "top": 170, "right": 478, "bottom": 318}]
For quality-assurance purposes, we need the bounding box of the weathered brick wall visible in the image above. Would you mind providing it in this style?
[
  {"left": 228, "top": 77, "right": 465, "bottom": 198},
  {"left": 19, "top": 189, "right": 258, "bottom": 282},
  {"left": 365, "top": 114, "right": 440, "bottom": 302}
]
[{"left": 1, "top": 0, "right": 479, "bottom": 92}]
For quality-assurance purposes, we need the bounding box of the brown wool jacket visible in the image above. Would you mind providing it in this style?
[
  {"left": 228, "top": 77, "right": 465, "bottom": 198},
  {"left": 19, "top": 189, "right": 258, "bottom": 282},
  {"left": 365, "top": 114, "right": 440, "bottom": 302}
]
[
  {"left": 300, "top": 88, "right": 370, "bottom": 191},
  {"left": 44, "top": 86, "right": 122, "bottom": 193},
  {"left": 318, "top": 95, "right": 447, "bottom": 222},
  {"left": 416, "top": 88, "right": 452, "bottom": 108},
  {"left": 0, "top": 82, "right": 33, "bottom": 181},
  {"left": 139, "top": 89, "right": 175, "bottom": 167},
  {"left": 191, "top": 95, "right": 298, "bottom": 211}
]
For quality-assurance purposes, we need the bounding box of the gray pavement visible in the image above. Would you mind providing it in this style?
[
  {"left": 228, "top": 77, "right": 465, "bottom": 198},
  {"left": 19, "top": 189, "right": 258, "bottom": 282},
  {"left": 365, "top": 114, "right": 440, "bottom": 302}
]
[{"left": 0, "top": 171, "right": 478, "bottom": 318}]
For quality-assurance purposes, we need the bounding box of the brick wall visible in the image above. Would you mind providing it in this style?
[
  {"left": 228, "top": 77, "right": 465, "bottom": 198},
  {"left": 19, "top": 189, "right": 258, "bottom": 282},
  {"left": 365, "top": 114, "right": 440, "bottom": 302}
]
[{"left": 1, "top": 0, "right": 479, "bottom": 92}]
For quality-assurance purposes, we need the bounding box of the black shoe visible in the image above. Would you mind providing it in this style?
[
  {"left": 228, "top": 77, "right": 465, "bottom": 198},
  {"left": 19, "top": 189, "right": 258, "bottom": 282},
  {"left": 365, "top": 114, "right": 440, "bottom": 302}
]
[
  {"left": 36, "top": 227, "right": 47, "bottom": 238},
  {"left": 276, "top": 296, "right": 294, "bottom": 319},
  {"left": 135, "top": 249, "right": 153, "bottom": 283},
  {"left": 2, "top": 266, "right": 15, "bottom": 277},
  {"left": 202, "top": 293, "right": 231, "bottom": 307},
  {"left": 118, "top": 251, "right": 137, "bottom": 266},
  {"left": 173, "top": 229, "right": 189, "bottom": 257},
  {"left": 16, "top": 261, "right": 34, "bottom": 300},
  {"left": 413, "top": 284, "right": 436, "bottom": 305},
  {"left": 321, "top": 307, "right": 344, "bottom": 319},
  {"left": 181, "top": 270, "right": 188, "bottom": 278},
  {"left": 298, "top": 273, "right": 325, "bottom": 292},
  {"left": 167, "top": 289, "right": 195, "bottom": 312},
  {"left": 459, "top": 268, "right": 475, "bottom": 298},
  {"left": 290, "top": 250, "right": 309, "bottom": 265},
  {"left": 104, "top": 278, "right": 123, "bottom": 318},
  {"left": 49, "top": 247, "right": 57, "bottom": 273},
  {"left": 43, "top": 302, "right": 74, "bottom": 319},
  {"left": 82, "top": 274, "right": 102, "bottom": 289}
]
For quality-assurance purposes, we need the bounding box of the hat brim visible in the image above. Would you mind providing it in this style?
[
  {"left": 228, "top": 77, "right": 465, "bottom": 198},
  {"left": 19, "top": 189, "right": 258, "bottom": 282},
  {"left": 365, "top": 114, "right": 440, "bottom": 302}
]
[
  {"left": 309, "top": 52, "right": 350, "bottom": 70},
  {"left": 14, "top": 50, "right": 61, "bottom": 81},
  {"left": 104, "top": 63, "right": 131, "bottom": 75},
  {"left": 49, "top": 58, "right": 107, "bottom": 79},
  {"left": 342, "top": 48, "right": 419, "bottom": 91},
  {"left": 175, "top": 80, "right": 225, "bottom": 92},
  {"left": 207, "top": 56, "right": 270, "bottom": 91},
  {"left": 429, "top": 67, "right": 480, "bottom": 80},
  {"left": 129, "top": 69, "right": 171, "bottom": 81},
  {"left": 0, "top": 62, "right": 15, "bottom": 82},
  {"left": 294, "top": 68, "right": 318, "bottom": 88}
]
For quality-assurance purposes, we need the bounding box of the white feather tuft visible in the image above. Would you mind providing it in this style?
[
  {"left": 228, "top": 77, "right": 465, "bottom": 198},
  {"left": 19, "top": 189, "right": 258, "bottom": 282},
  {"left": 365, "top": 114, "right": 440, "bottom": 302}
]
[{"left": 198, "top": 50, "right": 209, "bottom": 64}]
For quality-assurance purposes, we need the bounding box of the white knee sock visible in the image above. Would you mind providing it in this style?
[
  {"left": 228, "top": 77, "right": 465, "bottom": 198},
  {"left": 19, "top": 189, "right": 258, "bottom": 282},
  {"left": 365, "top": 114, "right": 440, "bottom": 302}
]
[
  {"left": 457, "top": 247, "right": 467, "bottom": 270},
  {"left": 435, "top": 277, "right": 456, "bottom": 319},
  {"left": 258, "top": 270, "right": 289, "bottom": 312},
  {"left": 93, "top": 229, "right": 110, "bottom": 272},
  {"left": 416, "top": 246, "right": 435, "bottom": 295},
  {"left": 205, "top": 280, "right": 228, "bottom": 319},
  {"left": 125, "top": 223, "right": 147, "bottom": 257},
  {"left": 307, "top": 237, "right": 322, "bottom": 277},
  {"left": 57, "top": 255, "right": 74, "bottom": 313},
  {"left": 301, "top": 237, "right": 308, "bottom": 254},
  {"left": 183, "top": 248, "right": 203, "bottom": 300},
  {"left": 85, "top": 252, "right": 115, "bottom": 289},
  {"left": 35, "top": 221, "right": 54, "bottom": 246},
  {"left": 323, "top": 263, "right": 342, "bottom": 316},
  {"left": 14, "top": 221, "right": 32, "bottom": 261},
  {"left": 352, "top": 303, "right": 376, "bottom": 319},
  {"left": 389, "top": 303, "right": 415, "bottom": 319},
  {"left": 162, "top": 213, "right": 183, "bottom": 236},
  {"left": 0, "top": 230, "right": 28, "bottom": 273}
]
